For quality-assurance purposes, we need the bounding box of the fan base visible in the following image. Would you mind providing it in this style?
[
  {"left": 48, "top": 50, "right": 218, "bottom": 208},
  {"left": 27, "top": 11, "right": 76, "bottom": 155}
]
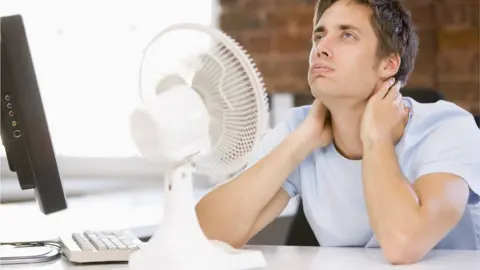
[{"left": 127, "top": 162, "right": 267, "bottom": 270}]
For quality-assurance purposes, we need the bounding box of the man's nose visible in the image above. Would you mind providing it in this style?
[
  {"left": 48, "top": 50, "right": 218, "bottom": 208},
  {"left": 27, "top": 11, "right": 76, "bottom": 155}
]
[{"left": 314, "top": 39, "right": 333, "bottom": 59}]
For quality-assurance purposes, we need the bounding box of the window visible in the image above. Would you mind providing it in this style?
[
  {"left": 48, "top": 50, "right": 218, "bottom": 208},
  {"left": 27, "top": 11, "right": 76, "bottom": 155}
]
[{"left": 1, "top": 0, "right": 218, "bottom": 177}]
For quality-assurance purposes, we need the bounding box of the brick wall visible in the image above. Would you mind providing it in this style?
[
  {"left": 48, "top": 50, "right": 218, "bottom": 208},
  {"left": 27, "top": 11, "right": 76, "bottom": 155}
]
[{"left": 220, "top": 0, "right": 480, "bottom": 114}]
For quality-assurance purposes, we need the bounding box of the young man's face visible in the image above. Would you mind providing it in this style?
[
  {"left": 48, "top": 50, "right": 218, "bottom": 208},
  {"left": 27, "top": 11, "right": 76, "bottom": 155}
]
[{"left": 308, "top": 0, "right": 387, "bottom": 102}]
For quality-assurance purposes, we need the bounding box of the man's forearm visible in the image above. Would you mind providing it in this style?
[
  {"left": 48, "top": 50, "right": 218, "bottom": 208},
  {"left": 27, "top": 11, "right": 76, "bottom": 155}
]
[
  {"left": 362, "top": 141, "right": 422, "bottom": 246},
  {"left": 196, "top": 127, "right": 316, "bottom": 246}
]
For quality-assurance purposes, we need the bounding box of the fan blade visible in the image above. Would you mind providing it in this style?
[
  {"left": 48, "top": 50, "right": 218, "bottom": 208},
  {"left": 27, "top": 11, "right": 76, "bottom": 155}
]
[{"left": 156, "top": 74, "right": 188, "bottom": 95}]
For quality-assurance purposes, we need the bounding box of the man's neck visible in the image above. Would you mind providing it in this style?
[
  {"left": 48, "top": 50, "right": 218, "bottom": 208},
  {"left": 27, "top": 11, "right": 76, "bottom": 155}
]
[{"left": 325, "top": 100, "right": 366, "bottom": 160}]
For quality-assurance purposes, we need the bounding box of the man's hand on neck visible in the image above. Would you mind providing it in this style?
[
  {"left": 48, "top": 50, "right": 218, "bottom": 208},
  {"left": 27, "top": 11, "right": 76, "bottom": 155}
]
[
  {"left": 317, "top": 78, "right": 408, "bottom": 160},
  {"left": 321, "top": 93, "right": 373, "bottom": 160},
  {"left": 298, "top": 99, "right": 333, "bottom": 151},
  {"left": 360, "top": 78, "right": 409, "bottom": 148}
]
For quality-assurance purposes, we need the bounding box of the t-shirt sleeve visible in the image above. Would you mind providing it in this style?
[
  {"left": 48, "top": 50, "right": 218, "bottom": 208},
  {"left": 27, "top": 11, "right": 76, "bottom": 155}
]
[
  {"left": 245, "top": 109, "right": 303, "bottom": 197},
  {"left": 412, "top": 114, "right": 480, "bottom": 204}
]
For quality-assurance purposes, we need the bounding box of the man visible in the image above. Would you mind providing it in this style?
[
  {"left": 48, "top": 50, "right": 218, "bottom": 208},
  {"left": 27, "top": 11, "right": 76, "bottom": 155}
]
[{"left": 196, "top": 0, "right": 480, "bottom": 265}]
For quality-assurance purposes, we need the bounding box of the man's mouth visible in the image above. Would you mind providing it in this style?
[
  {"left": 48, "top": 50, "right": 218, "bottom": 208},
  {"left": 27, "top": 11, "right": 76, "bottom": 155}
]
[{"left": 310, "top": 62, "right": 335, "bottom": 75}]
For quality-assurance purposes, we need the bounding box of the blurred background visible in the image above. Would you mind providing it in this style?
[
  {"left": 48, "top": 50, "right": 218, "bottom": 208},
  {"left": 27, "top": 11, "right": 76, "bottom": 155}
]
[
  {"left": 221, "top": 0, "right": 479, "bottom": 115},
  {"left": 0, "top": 0, "right": 478, "bottom": 246},
  {"left": 1, "top": 0, "right": 478, "bottom": 178}
]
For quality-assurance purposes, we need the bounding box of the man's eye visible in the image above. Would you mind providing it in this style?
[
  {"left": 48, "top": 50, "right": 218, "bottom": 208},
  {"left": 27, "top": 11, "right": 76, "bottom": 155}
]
[
  {"left": 342, "top": 32, "right": 355, "bottom": 39},
  {"left": 313, "top": 34, "right": 324, "bottom": 42}
]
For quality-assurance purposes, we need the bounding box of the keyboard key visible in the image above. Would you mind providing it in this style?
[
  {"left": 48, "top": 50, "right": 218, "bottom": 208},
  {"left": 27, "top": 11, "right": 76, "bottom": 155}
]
[
  {"left": 72, "top": 233, "right": 90, "bottom": 245},
  {"left": 93, "top": 241, "right": 108, "bottom": 251},
  {"left": 82, "top": 244, "right": 95, "bottom": 251},
  {"left": 83, "top": 232, "right": 98, "bottom": 242},
  {"left": 118, "top": 236, "right": 141, "bottom": 249},
  {"left": 99, "top": 237, "right": 118, "bottom": 250},
  {"left": 102, "top": 230, "right": 120, "bottom": 236},
  {"left": 117, "top": 235, "right": 133, "bottom": 243},
  {"left": 121, "top": 232, "right": 142, "bottom": 245},
  {"left": 72, "top": 233, "right": 95, "bottom": 251},
  {"left": 84, "top": 233, "right": 108, "bottom": 251},
  {"left": 127, "top": 244, "right": 140, "bottom": 251},
  {"left": 72, "top": 233, "right": 87, "bottom": 242},
  {"left": 108, "top": 236, "right": 128, "bottom": 250},
  {"left": 70, "top": 229, "right": 142, "bottom": 254},
  {"left": 96, "top": 231, "right": 106, "bottom": 236}
]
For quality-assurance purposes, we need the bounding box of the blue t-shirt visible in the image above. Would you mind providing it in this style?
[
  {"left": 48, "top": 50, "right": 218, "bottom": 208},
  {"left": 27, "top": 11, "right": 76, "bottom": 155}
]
[{"left": 247, "top": 97, "right": 480, "bottom": 250}]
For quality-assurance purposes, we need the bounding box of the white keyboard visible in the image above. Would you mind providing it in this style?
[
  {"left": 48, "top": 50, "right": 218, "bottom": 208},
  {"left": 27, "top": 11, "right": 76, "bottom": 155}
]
[{"left": 60, "top": 230, "right": 143, "bottom": 263}]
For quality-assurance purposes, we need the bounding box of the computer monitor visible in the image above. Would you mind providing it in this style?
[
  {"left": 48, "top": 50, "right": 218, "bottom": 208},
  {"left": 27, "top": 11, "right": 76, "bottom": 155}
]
[{"left": 1, "top": 14, "right": 67, "bottom": 215}]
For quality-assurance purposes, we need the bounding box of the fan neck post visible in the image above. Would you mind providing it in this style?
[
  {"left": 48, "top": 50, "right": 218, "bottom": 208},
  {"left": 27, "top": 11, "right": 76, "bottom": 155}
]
[{"left": 163, "top": 162, "right": 197, "bottom": 218}]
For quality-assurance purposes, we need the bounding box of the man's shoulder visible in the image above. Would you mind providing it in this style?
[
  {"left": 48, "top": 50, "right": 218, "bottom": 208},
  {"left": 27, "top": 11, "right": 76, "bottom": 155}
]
[
  {"left": 251, "top": 105, "right": 312, "bottom": 157},
  {"left": 401, "top": 98, "right": 480, "bottom": 159},
  {"left": 406, "top": 98, "right": 478, "bottom": 137},
  {"left": 284, "top": 105, "right": 311, "bottom": 128},
  {"left": 268, "top": 105, "right": 311, "bottom": 133},
  {"left": 400, "top": 98, "right": 480, "bottom": 200}
]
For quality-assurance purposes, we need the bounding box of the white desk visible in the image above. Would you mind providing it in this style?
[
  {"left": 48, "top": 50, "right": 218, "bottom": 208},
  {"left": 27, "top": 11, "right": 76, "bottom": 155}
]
[
  {"left": 2, "top": 246, "right": 479, "bottom": 270},
  {"left": 2, "top": 188, "right": 478, "bottom": 269},
  {"left": 0, "top": 187, "right": 299, "bottom": 243}
]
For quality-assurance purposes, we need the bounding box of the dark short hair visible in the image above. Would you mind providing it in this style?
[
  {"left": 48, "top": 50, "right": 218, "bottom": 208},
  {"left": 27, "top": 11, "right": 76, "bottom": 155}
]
[{"left": 314, "top": 0, "right": 419, "bottom": 85}]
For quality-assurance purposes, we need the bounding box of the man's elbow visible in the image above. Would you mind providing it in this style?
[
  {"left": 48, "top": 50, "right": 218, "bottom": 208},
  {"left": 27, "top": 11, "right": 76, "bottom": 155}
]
[
  {"left": 381, "top": 235, "right": 429, "bottom": 265},
  {"left": 196, "top": 206, "right": 249, "bottom": 249}
]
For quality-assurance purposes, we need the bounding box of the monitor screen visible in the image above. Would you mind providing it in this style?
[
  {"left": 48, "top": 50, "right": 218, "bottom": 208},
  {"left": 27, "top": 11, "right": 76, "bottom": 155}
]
[{"left": 1, "top": 14, "right": 67, "bottom": 214}]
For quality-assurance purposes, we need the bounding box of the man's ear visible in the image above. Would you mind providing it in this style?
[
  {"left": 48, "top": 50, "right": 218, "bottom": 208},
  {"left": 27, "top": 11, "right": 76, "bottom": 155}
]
[{"left": 379, "top": 53, "right": 401, "bottom": 80}]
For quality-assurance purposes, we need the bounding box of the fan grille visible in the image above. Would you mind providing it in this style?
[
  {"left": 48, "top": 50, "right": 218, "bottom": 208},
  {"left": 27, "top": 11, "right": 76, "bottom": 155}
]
[
  {"left": 140, "top": 24, "right": 269, "bottom": 177},
  {"left": 192, "top": 38, "right": 269, "bottom": 176}
]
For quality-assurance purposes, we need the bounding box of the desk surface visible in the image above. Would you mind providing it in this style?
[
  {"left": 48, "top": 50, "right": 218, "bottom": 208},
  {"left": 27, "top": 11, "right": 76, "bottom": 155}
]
[
  {"left": 2, "top": 246, "right": 479, "bottom": 270},
  {"left": 0, "top": 187, "right": 298, "bottom": 242}
]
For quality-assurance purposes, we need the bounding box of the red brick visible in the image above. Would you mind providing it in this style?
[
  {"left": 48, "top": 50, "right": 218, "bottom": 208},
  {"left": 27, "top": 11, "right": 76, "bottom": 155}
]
[
  {"left": 470, "top": 95, "right": 480, "bottom": 115},
  {"left": 273, "top": 0, "right": 315, "bottom": 8},
  {"left": 440, "top": 81, "right": 479, "bottom": 101},
  {"left": 264, "top": 76, "right": 310, "bottom": 94},
  {"left": 226, "top": 31, "right": 246, "bottom": 46},
  {"left": 220, "top": 0, "right": 238, "bottom": 7},
  {"left": 242, "top": 32, "right": 275, "bottom": 54},
  {"left": 437, "top": 51, "right": 479, "bottom": 80},
  {"left": 406, "top": 73, "right": 436, "bottom": 89},
  {"left": 240, "top": 0, "right": 274, "bottom": 10},
  {"left": 435, "top": 1, "right": 479, "bottom": 28},
  {"left": 294, "top": 94, "right": 315, "bottom": 107},
  {"left": 452, "top": 99, "right": 479, "bottom": 114},
  {"left": 413, "top": 51, "right": 437, "bottom": 75},
  {"left": 273, "top": 56, "right": 310, "bottom": 78},
  {"left": 417, "top": 29, "right": 437, "bottom": 53},
  {"left": 469, "top": 1, "right": 480, "bottom": 27},
  {"left": 256, "top": 59, "right": 275, "bottom": 78},
  {"left": 256, "top": 55, "right": 309, "bottom": 79},
  {"left": 254, "top": 55, "right": 302, "bottom": 79},
  {"left": 438, "top": 28, "right": 479, "bottom": 50},
  {"left": 409, "top": 3, "right": 436, "bottom": 30},
  {"left": 275, "top": 30, "right": 313, "bottom": 54},
  {"left": 438, "top": 75, "right": 479, "bottom": 84},
  {"left": 266, "top": 8, "right": 315, "bottom": 29},
  {"left": 262, "top": 77, "right": 274, "bottom": 92},
  {"left": 220, "top": 10, "right": 267, "bottom": 31},
  {"left": 403, "top": 0, "right": 436, "bottom": 6},
  {"left": 218, "top": 0, "right": 480, "bottom": 113}
]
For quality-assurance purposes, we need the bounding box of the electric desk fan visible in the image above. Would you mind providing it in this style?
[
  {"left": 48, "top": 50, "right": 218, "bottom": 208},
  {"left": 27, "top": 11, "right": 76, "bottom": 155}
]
[{"left": 128, "top": 23, "right": 270, "bottom": 270}]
